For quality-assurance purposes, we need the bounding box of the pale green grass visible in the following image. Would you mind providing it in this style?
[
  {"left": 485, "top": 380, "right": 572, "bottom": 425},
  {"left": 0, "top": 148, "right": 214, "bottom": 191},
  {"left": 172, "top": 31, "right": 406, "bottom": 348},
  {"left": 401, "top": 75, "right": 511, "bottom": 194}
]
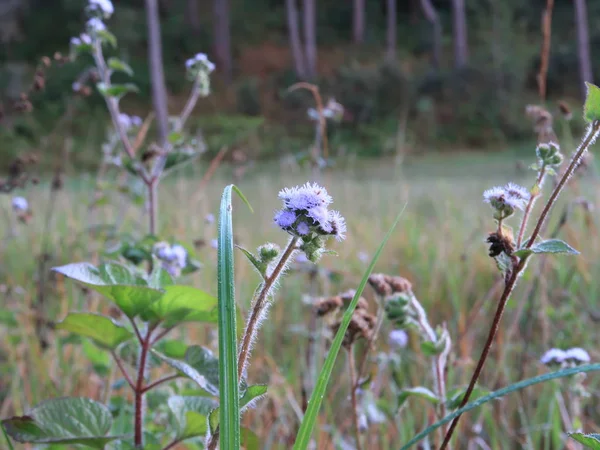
[{"left": 1, "top": 150, "right": 600, "bottom": 449}]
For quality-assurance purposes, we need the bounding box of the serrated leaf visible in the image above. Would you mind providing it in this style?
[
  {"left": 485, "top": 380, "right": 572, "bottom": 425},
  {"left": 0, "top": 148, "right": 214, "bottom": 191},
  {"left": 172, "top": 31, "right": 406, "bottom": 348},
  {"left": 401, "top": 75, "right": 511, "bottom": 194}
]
[
  {"left": 569, "top": 432, "right": 600, "bottom": 449},
  {"left": 397, "top": 387, "right": 439, "bottom": 408},
  {"left": 167, "top": 396, "right": 217, "bottom": 440},
  {"left": 140, "top": 285, "right": 217, "bottom": 325},
  {"left": 152, "top": 346, "right": 219, "bottom": 396},
  {"left": 237, "top": 246, "right": 266, "bottom": 278},
  {"left": 584, "top": 82, "right": 600, "bottom": 122},
  {"left": 55, "top": 313, "right": 133, "bottom": 350},
  {"left": 1, "top": 397, "right": 120, "bottom": 448},
  {"left": 52, "top": 262, "right": 163, "bottom": 318},
  {"left": 107, "top": 57, "right": 133, "bottom": 76}
]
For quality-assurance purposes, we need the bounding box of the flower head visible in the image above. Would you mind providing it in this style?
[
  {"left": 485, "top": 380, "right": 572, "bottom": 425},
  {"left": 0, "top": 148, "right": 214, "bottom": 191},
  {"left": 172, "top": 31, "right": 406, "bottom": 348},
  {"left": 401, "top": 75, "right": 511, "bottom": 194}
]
[
  {"left": 205, "top": 213, "right": 215, "bottom": 224},
  {"left": 388, "top": 329, "right": 408, "bottom": 350},
  {"left": 185, "top": 53, "right": 216, "bottom": 73},
  {"left": 153, "top": 242, "right": 188, "bottom": 278},
  {"left": 88, "top": 0, "right": 114, "bottom": 18},
  {"left": 274, "top": 182, "right": 346, "bottom": 248},
  {"left": 12, "top": 197, "right": 28, "bottom": 212},
  {"left": 565, "top": 347, "right": 590, "bottom": 365},
  {"left": 483, "top": 182, "right": 530, "bottom": 218},
  {"left": 86, "top": 17, "right": 106, "bottom": 32},
  {"left": 540, "top": 348, "right": 567, "bottom": 366}
]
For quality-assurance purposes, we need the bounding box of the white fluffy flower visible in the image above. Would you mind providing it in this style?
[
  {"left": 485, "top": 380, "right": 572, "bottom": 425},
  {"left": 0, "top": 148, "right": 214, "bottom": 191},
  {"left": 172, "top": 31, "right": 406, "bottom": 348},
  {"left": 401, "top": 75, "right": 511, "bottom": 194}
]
[
  {"left": 540, "top": 348, "right": 567, "bottom": 366},
  {"left": 86, "top": 18, "right": 106, "bottom": 32},
  {"left": 565, "top": 347, "right": 590, "bottom": 364},
  {"left": 388, "top": 329, "right": 409, "bottom": 350},
  {"left": 185, "top": 53, "right": 216, "bottom": 73},
  {"left": 88, "top": 0, "right": 114, "bottom": 18},
  {"left": 11, "top": 197, "right": 28, "bottom": 212},
  {"left": 171, "top": 245, "right": 187, "bottom": 269}
]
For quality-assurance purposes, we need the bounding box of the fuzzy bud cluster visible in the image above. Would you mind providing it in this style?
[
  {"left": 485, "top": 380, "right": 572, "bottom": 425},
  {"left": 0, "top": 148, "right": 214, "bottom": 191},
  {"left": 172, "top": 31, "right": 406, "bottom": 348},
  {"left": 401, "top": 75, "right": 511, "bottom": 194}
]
[
  {"left": 153, "top": 242, "right": 188, "bottom": 277},
  {"left": 274, "top": 182, "right": 346, "bottom": 262},
  {"left": 185, "top": 53, "right": 216, "bottom": 96},
  {"left": 483, "top": 182, "right": 530, "bottom": 220}
]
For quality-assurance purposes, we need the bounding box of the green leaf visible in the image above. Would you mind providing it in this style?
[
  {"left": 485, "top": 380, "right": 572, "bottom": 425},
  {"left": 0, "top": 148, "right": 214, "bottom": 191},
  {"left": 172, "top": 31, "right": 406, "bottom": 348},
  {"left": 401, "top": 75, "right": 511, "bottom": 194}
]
[
  {"left": 217, "top": 185, "right": 241, "bottom": 449},
  {"left": 82, "top": 340, "right": 110, "bottom": 376},
  {"left": 420, "top": 341, "right": 441, "bottom": 357},
  {"left": 237, "top": 246, "right": 267, "bottom": 279},
  {"left": 152, "top": 346, "right": 219, "bottom": 396},
  {"left": 140, "top": 285, "right": 217, "bottom": 325},
  {"left": 55, "top": 313, "right": 133, "bottom": 350},
  {"left": 147, "top": 263, "right": 174, "bottom": 289},
  {"left": 398, "top": 387, "right": 439, "bottom": 408},
  {"left": 168, "top": 396, "right": 217, "bottom": 440},
  {"left": 107, "top": 57, "right": 133, "bottom": 76},
  {"left": 164, "top": 150, "right": 199, "bottom": 173},
  {"left": 241, "top": 428, "right": 260, "bottom": 450},
  {"left": 1, "top": 397, "right": 120, "bottom": 448},
  {"left": 52, "top": 262, "right": 163, "bottom": 318},
  {"left": 293, "top": 204, "right": 406, "bottom": 450},
  {"left": 569, "top": 432, "right": 600, "bottom": 449},
  {"left": 156, "top": 339, "right": 188, "bottom": 359},
  {"left": 1, "top": 422, "right": 15, "bottom": 450},
  {"left": 96, "top": 82, "right": 139, "bottom": 99},
  {"left": 584, "top": 82, "right": 600, "bottom": 122},
  {"left": 97, "top": 29, "right": 117, "bottom": 47},
  {"left": 400, "top": 363, "right": 600, "bottom": 449},
  {"left": 515, "top": 239, "right": 580, "bottom": 258}
]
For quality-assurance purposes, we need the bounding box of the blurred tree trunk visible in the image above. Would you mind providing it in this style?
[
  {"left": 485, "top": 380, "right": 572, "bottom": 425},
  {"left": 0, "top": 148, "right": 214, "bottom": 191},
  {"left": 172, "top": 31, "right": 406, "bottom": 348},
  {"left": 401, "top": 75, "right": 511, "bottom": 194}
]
[
  {"left": 145, "top": 0, "right": 169, "bottom": 148},
  {"left": 574, "top": 0, "right": 593, "bottom": 98},
  {"left": 303, "top": 0, "right": 317, "bottom": 78},
  {"left": 213, "top": 0, "right": 233, "bottom": 83},
  {"left": 418, "top": 0, "right": 442, "bottom": 68},
  {"left": 186, "top": 0, "right": 201, "bottom": 36},
  {"left": 385, "top": 0, "right": 397, "bottom": 62},
  {"left": 353, "top": 0, "right": 365, "bottom": 44},
  {"left": 451, "top": 0, "right": 468, "bottom": 68},
  {"left": 286, "top": 0, "right": 308, "bottom": 79}
]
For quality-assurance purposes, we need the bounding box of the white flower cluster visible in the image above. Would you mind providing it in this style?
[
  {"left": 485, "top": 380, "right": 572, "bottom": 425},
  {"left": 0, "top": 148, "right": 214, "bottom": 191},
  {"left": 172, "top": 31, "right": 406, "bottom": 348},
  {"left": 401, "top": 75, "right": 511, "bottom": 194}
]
[
  {"left": 118, "top": 113, "right": 143, "bottom": 131},
  {"left": 307, "top": 98, "right": 344, "bottom": 123},
  {"left": 153, "top": 242, "right": 188, "bottom": 277},
  {"left": 540, "top": 347, "right": 591, "bottom": 366},
  {"left": 12, "top": 197, "right": 28, "bottom": 213},
  {"left": 185, "top": 53, "right": 216, "bottom": 96},
  {"left": 185, "top": 53, "right": 216, "bottom": 73},
  {"left": 87, "top": 0, "right": 114, "bottom": 19}
]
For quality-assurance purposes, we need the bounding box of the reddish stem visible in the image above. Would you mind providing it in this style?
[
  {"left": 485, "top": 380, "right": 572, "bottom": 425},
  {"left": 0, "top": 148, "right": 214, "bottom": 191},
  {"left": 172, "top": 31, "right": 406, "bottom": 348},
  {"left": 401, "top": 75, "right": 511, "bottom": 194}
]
[
  {"left": 141, "top": 374, "right": 179, "bottom": 394},
  {"left": 110, "top": 351, "right": 135, "bottom": 390}
]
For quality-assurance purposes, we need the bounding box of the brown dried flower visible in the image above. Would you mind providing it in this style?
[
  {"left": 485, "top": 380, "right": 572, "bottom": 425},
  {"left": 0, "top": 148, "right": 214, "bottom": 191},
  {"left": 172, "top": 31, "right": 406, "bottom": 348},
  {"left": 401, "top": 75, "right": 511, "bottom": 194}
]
[
  {"left": 368, "top": 273, "right": 412, "bottom": 297},
  {"left": 332, "top": 308, "right": 377, "bottom": 348},
  {"left": 486, "top": 231, "right": 515, "bottom": 258}
]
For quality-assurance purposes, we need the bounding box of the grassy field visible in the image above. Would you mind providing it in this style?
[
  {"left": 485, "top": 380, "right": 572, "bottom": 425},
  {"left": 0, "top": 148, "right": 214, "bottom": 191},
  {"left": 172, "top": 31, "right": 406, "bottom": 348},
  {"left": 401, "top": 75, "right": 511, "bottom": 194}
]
[{"left": 2, "top": 148, "right": 600, "bottom": 449}]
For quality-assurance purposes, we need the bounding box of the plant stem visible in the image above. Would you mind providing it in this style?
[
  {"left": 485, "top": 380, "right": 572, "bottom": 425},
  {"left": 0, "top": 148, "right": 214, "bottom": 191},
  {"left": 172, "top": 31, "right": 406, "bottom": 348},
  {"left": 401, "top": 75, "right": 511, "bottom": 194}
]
[
  {"left": 348, "top": 348, "right": 363, "bottom": 450},
  {"left": 440, "top": 264, "right": 522, "bottom": 449},
  {"left": 206, "top": 237, "right": 299, "bottom": 450},
  {"left": 148, "top": 179, "right": 158, "bottom": 235},
  {"left": 134, "top": 326, "right": 154, "bottom": 449},
  {"left": 516, "top": 166, "right": 547, "bottom": 248},
  {"left": 110, "top": 350, "right": 135, "bottom": 390},
  {"left": 163, "top": 439, "right": 183, "bottom": 450},
  {"left": 526, "top": 121, "right": 600, "bottom": 249},
  {"left": 141, "top": 374, "right": 179, "bottom": 393},
  {"left": 237, "top": 237, "right": 298, "bottom": 379}
]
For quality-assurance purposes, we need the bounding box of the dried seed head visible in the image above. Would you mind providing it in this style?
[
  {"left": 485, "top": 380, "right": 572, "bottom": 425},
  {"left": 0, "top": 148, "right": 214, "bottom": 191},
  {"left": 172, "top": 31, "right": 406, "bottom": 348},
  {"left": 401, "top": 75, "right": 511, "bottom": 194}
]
[
  {"left": 332, "top": 308, "right": 377, "bottom": 348},
  {"left": 314, "top": 296, "right": 343, "bottom": 316},
  {"left": 368, "top": 273, "right": 412, "bottom": 297},
  {"left": 558, "top": 101, "right": 572, "bottom": 121},
  {"left": 486, "top": 231, "right": 515, "bottom": 258}
]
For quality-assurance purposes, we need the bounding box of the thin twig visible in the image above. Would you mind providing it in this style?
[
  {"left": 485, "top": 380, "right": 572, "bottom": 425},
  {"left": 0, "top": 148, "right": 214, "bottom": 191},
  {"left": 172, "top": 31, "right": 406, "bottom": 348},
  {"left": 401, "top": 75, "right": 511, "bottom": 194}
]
[
  {"left": 516, "top": 166, "right": 547, "bottom": 248},
  {"left": 141, "top": 374, "right": 179, "bottom": 393},
  {"left": 110, "top": 350, "right": 135, "bottom": 390},
  {"left": 348, "top": 348, "right": 363, "bottom": 450}
]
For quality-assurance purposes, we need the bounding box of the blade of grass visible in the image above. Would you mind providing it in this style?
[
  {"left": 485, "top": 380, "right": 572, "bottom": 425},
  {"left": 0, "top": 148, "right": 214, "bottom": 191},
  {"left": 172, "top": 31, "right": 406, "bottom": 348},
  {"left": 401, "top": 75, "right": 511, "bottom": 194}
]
[
  {"left": 1, "top": 422, "right": 15, "bottom": 450},
  {"left": 217, "top": 184, "right": 252, "bottom": 450},
  {"left": 293, "top": 205, "right": 406, "bottom": 450},
  {"left": 400, "top": 363, "right": 600, "bottom": 449}
]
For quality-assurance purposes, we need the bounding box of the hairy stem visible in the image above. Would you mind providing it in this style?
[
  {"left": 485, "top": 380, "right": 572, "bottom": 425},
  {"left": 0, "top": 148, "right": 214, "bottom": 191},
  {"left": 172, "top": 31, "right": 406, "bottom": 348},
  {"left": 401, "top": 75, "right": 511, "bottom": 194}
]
[
  {"left": 526, "top": 121, "right": 600, "bottom": 249},
  {"left": 516, "top": 166, "right": 547, "bottom": 248},
  {"left": 148, "top": 179, "right": 158, "bottom": 235},
  {"left": 348, "top": 348, "right": 363, "bottom": 450},
  {"left": 440, "top": 262, "right": 522, "bottom": 449},
  {"left": 134, "top": 326, "right": 154, "bottom": 449},
  {"left": 206, "top": 237, "right": 299, "bottom": 450},
  {"left": 237, "top": 237, "right": 299, "bottom": 379}
]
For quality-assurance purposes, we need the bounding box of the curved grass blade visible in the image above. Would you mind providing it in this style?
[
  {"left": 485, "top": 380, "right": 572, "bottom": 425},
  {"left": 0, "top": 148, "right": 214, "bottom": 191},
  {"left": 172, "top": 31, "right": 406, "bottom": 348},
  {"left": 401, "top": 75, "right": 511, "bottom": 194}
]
[
  {"left": 1, "top": 422, "right": 15, "bottom": 450},
  {"left": 400, "top": 363, "right": 600, "bottom": 449},
  {"left": 293, "top": 205, "right": 406, "bottom": 450},
  {"left": 217, "top": 185, "right": 251, "bottom": 450}
]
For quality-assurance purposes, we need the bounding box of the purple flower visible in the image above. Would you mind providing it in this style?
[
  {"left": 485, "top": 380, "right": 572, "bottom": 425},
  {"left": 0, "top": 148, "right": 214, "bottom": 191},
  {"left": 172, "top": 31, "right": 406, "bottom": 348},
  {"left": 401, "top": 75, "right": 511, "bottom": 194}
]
[
  {"left": 296, "top": 222, "right": 310, "bottom": 235},
  {"left": 483, "top": 183, "right": 530, "bottom": 213},
  {"left": 328, "top": 210, "right": 347, "bottom": 241},
  {"left": 307, "top": 205, "right": 330, "bottom": 231},
  {"left": 388, "top": 329, "right": 408, "bottom": 350},
  {"left": 274, "top": 209, "right": 297, "bottom": 228},
  {"left": 88, "top": 0, "right": 114, "bottom": 18},
  {"left": 171, "top": 244, "right": 187, "bottom": 268},
  {"left": 86, "top": 17, "right": 106, "bottom": 32},
  {"left": 278, "top": 182, "right": 333, "bottom": 211},
  {"left": 565, "top": 347, "right": 590, "bottom": 364}
]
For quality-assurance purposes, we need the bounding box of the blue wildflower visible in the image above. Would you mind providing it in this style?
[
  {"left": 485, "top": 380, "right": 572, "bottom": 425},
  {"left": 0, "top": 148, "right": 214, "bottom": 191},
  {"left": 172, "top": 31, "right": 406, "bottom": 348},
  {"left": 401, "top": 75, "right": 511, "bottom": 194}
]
[{"left": 274, "top": 209, "right": 297, "bottom": 228}]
